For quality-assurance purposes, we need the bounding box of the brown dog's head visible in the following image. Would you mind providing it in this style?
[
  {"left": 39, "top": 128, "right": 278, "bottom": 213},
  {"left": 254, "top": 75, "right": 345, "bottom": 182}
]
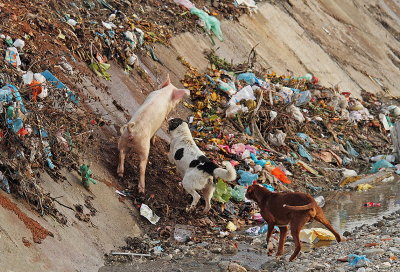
[{"left": 245, "top": 184, "right": 260, "bottom": 201}]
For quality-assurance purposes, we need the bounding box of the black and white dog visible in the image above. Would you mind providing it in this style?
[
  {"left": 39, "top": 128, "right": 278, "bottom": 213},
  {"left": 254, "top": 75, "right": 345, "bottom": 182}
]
[{"left": 168, "top": 118, "right": 237, "bottom": 213}]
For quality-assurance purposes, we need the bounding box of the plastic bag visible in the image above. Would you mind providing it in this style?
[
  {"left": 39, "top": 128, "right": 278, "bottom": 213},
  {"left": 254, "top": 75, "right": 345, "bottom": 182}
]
[
  {"left": 287, "top": 104, "right": 305, "bottom": 122},
  {"left": 230, "top": 85, "right": 256, "bottom": 103},
  {"left": 213, "top": 179, "right": 232, "bottom": 203},
  {"left": 342, "top": 169, "right": 358, "bottom": 177},
  {"left": 370, "top": 154, "right": 395, "bottom": 163},
  {"left": 190, "top": 8, "right": 223, "bottom": 41},
  {"left": 173, "top": 0, "right": 195, "bottom": 9},
  {"left": 237, "top": 170, "right": 258, "bottom": 186},
  {"left": 250, "top": 153, "right": 267, "bottom": 167},
  {"left": 226, "top": 103, "right": 248, "bottom": 117},
  {"left": 231, "top": 185, "right": 246, "bottom": 202},
  {"left": 348, "top": 254, "right": 371, "bottom": 267},
  {"left": 268, "top": 130, "right": 286, "bottom": 146},
  {"left": 262, "top": 184, "right": 275, "bottom": 191},
  {"left": 314, "top": 196, "right": 325, "bottom": 207},
  {"left": 345, "top": 141, "right": 359, "bottom": 157},
  {"left": 217, "top": 79, "right": 236, "bottom": 95},
  {"left": 235, "top": 0, "right": 257, "bottom": 8},
  {"left": 277, "top": 87, "right": 294, "bottom": 103},
  {"left": 370, "top": 159, "right": 395, "bottom": 173},
  {"left": 89, "top": 62, "right": 112, "bottom": 80},
  {"left": 5, "top": 47, "right": 21, "bottom": 67},
  {"left": 140, "top": 204, "right": 160, "bottom": 224},
  {"left": 270, "top": 167, "right": 292, "bottom": 184},
  {"left": 295, "top": 90, "right": 312, "bottom": 106},
  {"left": 298, "top": 144, "right": 313, "bottom": 162},
  {"left": 0, "top": 171, "right": 10, "bottom": 194},
  {"left": 174, "top": 224, "right": 193, "bottom": 242},
  {"left": 237, "top": 73, "right": 258, "bottom": 85}
]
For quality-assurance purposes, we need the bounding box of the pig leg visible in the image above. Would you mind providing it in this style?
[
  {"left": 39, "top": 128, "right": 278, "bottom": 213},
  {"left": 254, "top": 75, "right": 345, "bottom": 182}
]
[
  {"left": 137, "top": 141, "right": 150, "bottom": 193},
  {"left": 151, "top": 135, "right": 156, "bottom": 146},
  {"left": 117, "top": 137, "right": 128, "bottom": 177}
]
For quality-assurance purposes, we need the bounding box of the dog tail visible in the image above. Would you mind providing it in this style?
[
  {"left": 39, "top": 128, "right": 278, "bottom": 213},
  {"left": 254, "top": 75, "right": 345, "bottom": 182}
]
[
  {"left": 283, "top": 203, "right": 314, "bottom": 211},
  {"left": 120, "top": 122, "right": 135, "bottom": 135},
  {"left": 213, "top": 161, "right": 237, "bottom": 181}
]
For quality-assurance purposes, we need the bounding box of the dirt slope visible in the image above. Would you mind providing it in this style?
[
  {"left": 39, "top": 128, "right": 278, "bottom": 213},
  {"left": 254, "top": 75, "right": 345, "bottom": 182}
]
[{"left": 170, "top": 0, "right": 400, "bottom": 98}]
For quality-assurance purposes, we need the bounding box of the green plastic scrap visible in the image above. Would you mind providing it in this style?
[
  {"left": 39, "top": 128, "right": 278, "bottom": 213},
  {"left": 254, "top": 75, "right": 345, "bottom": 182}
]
[
  {"left": 79, "top": 164, "right": 97, "bottom": 188},
  {"left": 213, "top": 179, "right": 232, "bottom": 203},
  {"left": 231, "top": 185, "right": 246, "bottom": 202},
  {"left": 190, "top": 8, "right": 223, "bottom": 41},
  {"left": 89, "top": 62, "right": 111, "bottom": 80}
]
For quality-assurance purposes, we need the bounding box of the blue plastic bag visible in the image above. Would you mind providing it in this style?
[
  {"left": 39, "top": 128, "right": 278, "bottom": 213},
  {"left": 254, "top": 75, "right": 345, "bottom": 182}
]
[
  {"left": 348, "top": 254, "right": 370, "bottom": 267},
  {"left": 262, "top": 184, "right": 275, "bottom": 192},
  {"left": 295, "top": 90, "right": 312, "bottom": 106},
  {"left": 237, "top": 170, "right": 258, "bottom": 186},
  {"left": 298, "top": 144, "right": 313, "bottom": 162},
  {"left": 250, "top": 153, "right": 267, "bottom": 167},
  {"left": 346, "top": 141, "right": 359, "bottom": 157},
  {"left": 370, "top": 159, "right": 395, "bottom": 173},
  {"left": 297, "top": 133, "right": 312, "bottom": 147},
  {"left": 237, "top": 73, "right": 257, "bottom": 85}
]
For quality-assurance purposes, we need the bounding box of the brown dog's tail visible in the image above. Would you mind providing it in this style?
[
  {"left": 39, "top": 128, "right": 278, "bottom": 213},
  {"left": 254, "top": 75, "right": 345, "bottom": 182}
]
[{"left": 283, "top": 203, "right": 313, "bottom": 211}]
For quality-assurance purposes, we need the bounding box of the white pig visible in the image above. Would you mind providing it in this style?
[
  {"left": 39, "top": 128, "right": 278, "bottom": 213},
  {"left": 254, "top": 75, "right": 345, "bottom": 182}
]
[{"left": 117, "top": 75, "right": 190, "bottom": 193}]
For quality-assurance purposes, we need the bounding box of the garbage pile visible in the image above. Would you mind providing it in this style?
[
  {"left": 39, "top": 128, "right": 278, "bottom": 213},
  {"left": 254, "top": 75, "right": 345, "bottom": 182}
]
[
  {"left": 0, "top": 38, "right": 98, "bottom": 223},
  {"left": 179, "top": 51, "right": 399, "bottom": 199}
]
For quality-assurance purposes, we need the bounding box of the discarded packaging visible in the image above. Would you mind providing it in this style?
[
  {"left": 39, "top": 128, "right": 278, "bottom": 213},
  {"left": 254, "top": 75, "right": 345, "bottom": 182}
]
[
  {"left": 299, "top": 228, "right": 336, "bottom": 243},
  {"left": 140, "top": 204, "right": 160, "bottom": 224},
  {"left": 174, "top": 224, "right": 193, "bottom": 242}
]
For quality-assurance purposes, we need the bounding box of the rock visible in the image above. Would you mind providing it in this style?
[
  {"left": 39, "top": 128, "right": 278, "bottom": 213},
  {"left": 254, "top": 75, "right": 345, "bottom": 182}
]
[
  {"left": 356, "top": 268, "right": 366, "bottom": 272},
  {"left": 163, "top": 254, "right": 173, "bottom": 261},
  {"left": 252, "top": 238, "right": 262, "bottom": 246},
  {"left": 218, "top": 260, "right": 230, "bottom": 271},
  {"left": 314, "top": 263, "right": 326, "bottom": 270},
  {"left": 364, "top": 248, "right": 385, "bottom": 257},
  {"left": 389, "top": 247, "right": 400, "bottom": 255},
  {"left": 343, "top": 231, "right": 351, "bottom": 237},
  {"left": 228, "top": 262, "right": 247, "bottom": 272},
  {"left": 210, "top": 246, "right": 223, "bottom": 254},
  {"left": 335, "top": 268, "right": 346, "bottom": 272},
  {"left": 380, "top": 262, "right": 391, "bottom": 269},
  {"left": 223, "top": 244, "right": 238, "bottom": 254},
  {"left": 375, "top": 221, "right": 385, "bottom": 227}
]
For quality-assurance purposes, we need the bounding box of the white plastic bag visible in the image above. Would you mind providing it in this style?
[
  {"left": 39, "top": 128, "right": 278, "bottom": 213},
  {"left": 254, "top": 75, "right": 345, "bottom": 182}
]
[
  {"left": 173, "top": 0, "right": 195, "bottom": 9},
  {"left": 268, "top": 130, "right": 287, "bottom": 146},
  {"left": 287, "top": 104, "right": 305, "bottom": 122},
  {"left": 230, "top": 85, "right": 256, "bottom": 103}
]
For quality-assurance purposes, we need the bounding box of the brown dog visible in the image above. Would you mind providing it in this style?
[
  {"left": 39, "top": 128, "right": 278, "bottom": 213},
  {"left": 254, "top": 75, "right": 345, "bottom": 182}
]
[{"left": 245, "top": 184, "right": 341, "bottom": 261}]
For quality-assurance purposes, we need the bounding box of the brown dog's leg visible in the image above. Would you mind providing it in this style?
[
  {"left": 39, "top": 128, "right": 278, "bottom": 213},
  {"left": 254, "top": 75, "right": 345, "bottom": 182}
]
[
  {"left": 314, "top": 208, "right": 342, "bottom": 242},
  {"left": 138, "top": 141, "right": 150, "bottom": 193},
  {"left": 289, "top": 216, "right": 309, "bottom": 261},
  {"left": 277, "top": 226, "right": 288, "bottom": 256},
  {"left": 265, "top": 222, "right": 276, "bottom": 255}
]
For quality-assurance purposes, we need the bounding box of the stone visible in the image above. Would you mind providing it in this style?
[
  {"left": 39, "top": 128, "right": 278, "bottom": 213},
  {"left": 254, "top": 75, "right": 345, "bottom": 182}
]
[
  {"left": 380, "top": 262, "right": 391, "bottom": 269},
  {"left": 218, "top": 261, "right": 230, "bottom": 271},
  {"left": 314, "top": 263, "right": 326, "bottom": 270},
  {"left": 389, "top": 247, "right": 400, "bottom": 254},
  {"left": 228, "top": 262, "right": 247, "bottom": 272},
  {"left": 364, "top": 248, "right": 385, "bottom": 257},
  {"left": 252, "top": 238, "right": 262, "bottom": 246},
  {"left": 343, "top": 231, "right": 352, "bottom": 237},
  {"left": 210, "top": 246, "right": 223, "bottom": 254},
  {"left": 356, "top": 268, "right": 366, "bottom": 272},
  {"left": 163, "top": 254, "right": 173, "bottom": 261}
]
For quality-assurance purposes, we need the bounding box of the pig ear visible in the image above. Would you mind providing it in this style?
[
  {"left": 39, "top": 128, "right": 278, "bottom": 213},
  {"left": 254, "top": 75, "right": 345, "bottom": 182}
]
[
  {"left": 159, "top": 74, "right": 171, "bottom": 88},
  {"left": 172, "top": 88, "right": 190, "bottom": 101}
]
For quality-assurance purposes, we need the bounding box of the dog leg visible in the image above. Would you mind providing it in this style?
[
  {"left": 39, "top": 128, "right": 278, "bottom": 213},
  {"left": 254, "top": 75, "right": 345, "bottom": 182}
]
[
  {"left": 276, "top": 226, "right": 288, "bottom": 256},
  {"left": 314, "top": 209, "right": 342, "bottom": 242},
  {"left": 202, "top": 180, "right": 215, "bottom": 214},
  {"left": 289, "top": 216, "right": 309, "bottom": 261},
  {"left": 138, "top": 141, "right": 150, "bottom": 194},
  {"left": 265, "top": 222, "right": 275, "bottom": 255},
  {"left": 185, "top": 189, "right": 201, "bottom": 212}
]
